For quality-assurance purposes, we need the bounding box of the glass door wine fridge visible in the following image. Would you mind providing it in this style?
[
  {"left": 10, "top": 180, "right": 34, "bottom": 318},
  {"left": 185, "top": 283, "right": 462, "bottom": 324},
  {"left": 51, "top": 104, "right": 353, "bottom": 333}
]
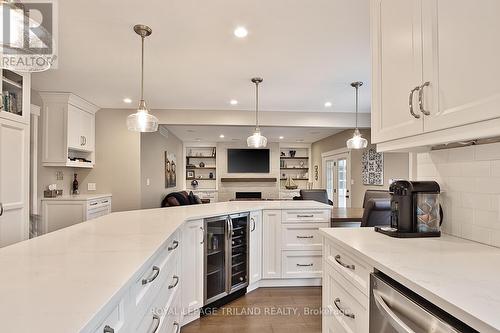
[{"left": 204, "top": 212, "right": 249, "bottom": 305}]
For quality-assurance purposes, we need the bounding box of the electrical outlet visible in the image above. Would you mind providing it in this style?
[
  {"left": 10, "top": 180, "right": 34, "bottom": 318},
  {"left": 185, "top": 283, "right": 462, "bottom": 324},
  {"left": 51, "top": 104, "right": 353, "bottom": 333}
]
[
  {"left": 146, "top": 178, "right": 150, "bottom": 186},
  {"left": 56, "top": 171, "right": 64, "bottom": 180},
  {"left": 87, "top": 183, "right": 96, "bottom": 191}
]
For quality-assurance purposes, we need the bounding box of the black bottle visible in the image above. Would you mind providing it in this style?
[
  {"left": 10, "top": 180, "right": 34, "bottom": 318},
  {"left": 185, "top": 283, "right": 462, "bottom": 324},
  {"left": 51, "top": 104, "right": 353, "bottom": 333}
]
[{"left": 72, "top": 173, "right": 79, "bottom": 195}]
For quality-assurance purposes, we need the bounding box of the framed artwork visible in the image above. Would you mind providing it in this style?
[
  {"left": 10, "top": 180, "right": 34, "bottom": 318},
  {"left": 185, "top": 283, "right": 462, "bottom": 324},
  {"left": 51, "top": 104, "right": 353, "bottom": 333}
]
[
  {"left": 186, "top": 170, "right": 195, "bottom": 180},
  {"left": 361, "top": 148, "right": 384, "bottom": 185},
  {"left": 165, "top": 151, "right": 177, "bottom": 188}
]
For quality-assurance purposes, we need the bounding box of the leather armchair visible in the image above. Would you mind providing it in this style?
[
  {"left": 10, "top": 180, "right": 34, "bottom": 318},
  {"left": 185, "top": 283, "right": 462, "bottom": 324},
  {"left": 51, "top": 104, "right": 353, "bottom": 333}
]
[
  {"left": 361, "top": 198, "right": 391, "bottom": 227},
  {"left": 295, "top": 189, "right": 333, "bottom": 205}
]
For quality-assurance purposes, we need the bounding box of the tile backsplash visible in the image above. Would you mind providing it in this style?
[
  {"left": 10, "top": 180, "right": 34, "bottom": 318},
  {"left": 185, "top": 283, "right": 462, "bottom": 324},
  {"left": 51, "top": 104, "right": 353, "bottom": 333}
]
[{"left": 416, "top": 142, "right": 500, "bottom": 247}]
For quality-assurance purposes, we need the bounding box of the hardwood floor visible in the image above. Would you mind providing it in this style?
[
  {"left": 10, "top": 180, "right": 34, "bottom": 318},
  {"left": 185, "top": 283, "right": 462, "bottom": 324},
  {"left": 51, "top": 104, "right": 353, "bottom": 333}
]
[{"left": 181, "top": 287, "right": 322, "bottom": 333}]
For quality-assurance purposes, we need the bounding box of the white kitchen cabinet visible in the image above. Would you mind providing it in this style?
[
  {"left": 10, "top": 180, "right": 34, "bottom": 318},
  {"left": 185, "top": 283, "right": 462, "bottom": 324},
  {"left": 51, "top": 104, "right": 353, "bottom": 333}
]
[
  {"left": 249, "top": 210, "right": 262, "bottom": 286},
  {"left": 262, "top": 210, "right": 282, "bottom": 279},
  {"left": 422, "top": 0, "right": 500, "bottom": 132},
  {"left": 371, "top": 0, "right": 424, "bottom": 143},
  {"left": 40, "top": 92, "right": 99, "bottom": 168},
  {"left": 371, "top": 0, "right": 500, "bottom": 148},
  {"left": 0, "top": 117, "right": 30, "bottom": 247},
  {"left": 181, "top": 219, "right": 204, "bottom": 324},
  {"left": 41, "top": 195, "right": 112, "bottom": 234}
]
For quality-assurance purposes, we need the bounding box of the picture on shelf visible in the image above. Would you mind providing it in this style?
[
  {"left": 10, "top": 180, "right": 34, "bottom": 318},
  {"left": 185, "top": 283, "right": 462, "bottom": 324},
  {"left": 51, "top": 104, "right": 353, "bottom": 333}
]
[
  {"left": 186, "top": 170, "right": 195, "bottom": 179},
  {"left": 165, "top": 151, "right": 177, "bottom": 188}
]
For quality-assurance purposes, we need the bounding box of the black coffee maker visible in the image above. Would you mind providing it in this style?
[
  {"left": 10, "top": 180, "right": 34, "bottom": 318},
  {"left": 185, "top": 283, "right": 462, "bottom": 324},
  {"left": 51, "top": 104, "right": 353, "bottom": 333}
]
[{"left": 375, "top": 180, "right": 442, "bottom": 238}]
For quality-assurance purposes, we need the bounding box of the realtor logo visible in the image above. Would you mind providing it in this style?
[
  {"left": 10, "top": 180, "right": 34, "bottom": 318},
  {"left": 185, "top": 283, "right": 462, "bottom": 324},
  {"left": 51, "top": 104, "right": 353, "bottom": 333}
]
[{"left": 1, "top": 0, "right": 58, "bottom": 72}]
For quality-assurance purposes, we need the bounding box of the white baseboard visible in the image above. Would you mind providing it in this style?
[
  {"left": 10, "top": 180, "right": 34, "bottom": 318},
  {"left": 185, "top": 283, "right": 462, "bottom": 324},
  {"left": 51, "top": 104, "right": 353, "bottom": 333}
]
[{"left": 252, "top": 278, "right": 322, "bottom": 288}]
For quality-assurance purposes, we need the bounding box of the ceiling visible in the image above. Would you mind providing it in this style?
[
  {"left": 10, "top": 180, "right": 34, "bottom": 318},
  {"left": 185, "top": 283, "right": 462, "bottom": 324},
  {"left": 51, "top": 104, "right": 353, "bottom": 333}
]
[
  {"left": 164, "top": 125, "right": 343, "bottom": 143},
  {"left": 31, "top": 0, "right": 371, "bottom": 113}
]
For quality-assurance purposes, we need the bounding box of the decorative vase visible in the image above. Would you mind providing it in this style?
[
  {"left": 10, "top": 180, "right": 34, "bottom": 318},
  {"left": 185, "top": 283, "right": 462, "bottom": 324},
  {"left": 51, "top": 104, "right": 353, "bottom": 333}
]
[
  {"left": 191, "top": 180, "right": 199, "bottom": 188},
  {"left": 209, "top": 172, "right": 214, "bottom": 179},
  {"left": 199, "top": 162, "right": 205, "bottom": 168},
  {"left": 289, "top": 150, "right": 296, "bottom": 158}
]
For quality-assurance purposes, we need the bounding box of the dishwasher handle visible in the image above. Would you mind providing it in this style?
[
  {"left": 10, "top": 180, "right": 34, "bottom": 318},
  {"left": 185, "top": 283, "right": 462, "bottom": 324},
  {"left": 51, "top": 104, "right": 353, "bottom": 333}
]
[
  {"left": 373, "top": 288, "right": 460, "bottom": 333},
  {"left": 373, "top": 289, "right": 415, "bottom": 333}
]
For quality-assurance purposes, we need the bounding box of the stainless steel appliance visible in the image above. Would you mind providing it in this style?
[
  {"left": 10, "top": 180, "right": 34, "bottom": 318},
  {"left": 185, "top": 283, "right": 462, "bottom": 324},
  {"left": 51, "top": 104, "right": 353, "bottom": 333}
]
[
  {"left": 203, "top": 212, "right": 249, "bottom": 306},
  {"left": 370, "top": 273, "right": 477, "bottom": 333},
  {"left": 375, "top": 180, "right": 442, "bottom": 238}
]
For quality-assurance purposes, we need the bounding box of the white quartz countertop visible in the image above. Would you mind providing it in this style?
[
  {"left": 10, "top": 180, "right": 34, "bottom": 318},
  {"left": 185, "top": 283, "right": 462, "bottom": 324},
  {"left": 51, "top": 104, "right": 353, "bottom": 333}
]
[
  {"left": 319, "top": 228, "right": 500, "bottom": 333},
  {"left": 40, "top": 193, "right": 112, "bottom": 201},
  {"left": 0, "top": 201, "right": 330, "bottom": 333}
]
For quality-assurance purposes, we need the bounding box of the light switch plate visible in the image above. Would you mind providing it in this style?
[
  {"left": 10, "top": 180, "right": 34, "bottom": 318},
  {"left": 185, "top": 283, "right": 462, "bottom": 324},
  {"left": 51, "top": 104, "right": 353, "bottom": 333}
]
[
  {"left": 146, "top": 178, "right": 150, "bottom": 186},
  {"left": 87, "top": 183, "right": 96, "bottom": 191}
]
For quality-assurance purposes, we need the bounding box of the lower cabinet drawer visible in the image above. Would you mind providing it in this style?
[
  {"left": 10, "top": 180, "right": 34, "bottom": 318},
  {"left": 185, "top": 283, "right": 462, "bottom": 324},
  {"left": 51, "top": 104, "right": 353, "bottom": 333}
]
[
  {"left": 282, "top": 250, "right": 322, "bottom": 278},
  {"left": 324, "top": 238, "right": 372, "bottom": 296},
  {"left": 282, "top": 223, "right": 329, "bottom": 251},
  {"left": 91, "top": 298, "right": 126, "bottom": 333},
  {"left": 135, "top": 279, "right": 180, "bottom": 333},
  {"left": 282, "top": 209, "right": 331, "bottom": 223},
  {"left": 131, "top": 232, "right": 180, "bottom": 315},
  {"left": 323, "top": 263, "right": 368, "bottom": 333}
]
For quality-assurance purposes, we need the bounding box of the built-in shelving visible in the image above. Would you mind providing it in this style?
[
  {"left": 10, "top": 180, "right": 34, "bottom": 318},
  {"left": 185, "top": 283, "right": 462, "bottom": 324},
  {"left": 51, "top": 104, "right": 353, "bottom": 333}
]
[
  {"left": 279, "top": 145, "right": 311, "bottom": 191},
  {"left": 185, "top": 145, "right": 218, "bottom": 199}
]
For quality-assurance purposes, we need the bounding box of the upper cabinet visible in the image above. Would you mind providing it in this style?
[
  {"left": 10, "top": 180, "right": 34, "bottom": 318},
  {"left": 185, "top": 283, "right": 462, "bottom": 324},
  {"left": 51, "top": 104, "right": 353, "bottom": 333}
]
[
  {"left": 371, "top": 0, "right": 500, "bottom": 149},
  {"left": 40, "top": 93, "right": 99, "bottom": 168},
  {"left": 1, "top": 70, "right": 30, "bottom": 124}
]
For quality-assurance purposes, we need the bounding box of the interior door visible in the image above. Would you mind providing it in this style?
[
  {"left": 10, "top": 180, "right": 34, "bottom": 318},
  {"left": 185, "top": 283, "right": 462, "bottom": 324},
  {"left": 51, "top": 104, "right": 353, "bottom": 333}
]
[
  {"left": 0, "top": 118, "right": 29, "bottom": 246},
  {"left": 323, "top": 152, "right": 351, "bottom": 208},
  {"left": 371, "top": 0, "right": 424, "bottom": 143},
  {"left": 422, "top": 0, "right": 500, "bottom": 132}
]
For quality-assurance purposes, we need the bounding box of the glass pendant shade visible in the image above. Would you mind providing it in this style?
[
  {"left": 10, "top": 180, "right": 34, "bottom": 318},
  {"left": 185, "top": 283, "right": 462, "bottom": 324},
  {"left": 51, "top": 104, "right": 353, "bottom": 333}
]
[
  {"left": 346, "top": 128, "right": 368, "bottom": 149},
  {"left": 126, "top": 100, "right": 158, "bottom": 132},
  {"left": 247, "top": 128, "right": 268, "bottom": 148}
]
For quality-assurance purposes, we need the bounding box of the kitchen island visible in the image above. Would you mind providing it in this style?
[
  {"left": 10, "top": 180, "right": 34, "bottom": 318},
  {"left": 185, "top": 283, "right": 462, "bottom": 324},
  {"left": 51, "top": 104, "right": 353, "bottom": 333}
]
[
  {"left": 320, "top": 227, "right": 500, "bottom": 333},
  {"left": 0, "top": 201, "right": 331, "bottom": 333}
]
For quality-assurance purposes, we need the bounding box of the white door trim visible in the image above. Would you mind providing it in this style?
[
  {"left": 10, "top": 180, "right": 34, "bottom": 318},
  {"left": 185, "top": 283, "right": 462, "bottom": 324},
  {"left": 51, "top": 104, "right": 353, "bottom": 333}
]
[{"left": 321, "top": 149, "right": 352, "bottom": 207}]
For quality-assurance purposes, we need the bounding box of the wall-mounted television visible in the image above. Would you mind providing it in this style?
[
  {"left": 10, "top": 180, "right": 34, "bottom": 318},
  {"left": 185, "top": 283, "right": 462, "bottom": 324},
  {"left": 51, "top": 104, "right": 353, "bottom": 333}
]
[{"left": 227, "top": 149, "right": 270, "bottom": 173}]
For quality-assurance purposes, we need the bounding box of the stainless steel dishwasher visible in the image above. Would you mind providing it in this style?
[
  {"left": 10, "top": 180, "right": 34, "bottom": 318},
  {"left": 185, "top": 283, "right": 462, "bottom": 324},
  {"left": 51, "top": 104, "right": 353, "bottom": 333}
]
[{"left": 370, "top": 272, "right": 478, "bottom": 333}]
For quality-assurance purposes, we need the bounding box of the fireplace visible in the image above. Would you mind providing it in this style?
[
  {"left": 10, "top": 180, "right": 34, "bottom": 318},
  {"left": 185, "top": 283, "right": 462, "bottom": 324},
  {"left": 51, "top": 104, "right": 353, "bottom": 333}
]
[{"left": 235, "top": 192, "right": 262, "bottom": 200}]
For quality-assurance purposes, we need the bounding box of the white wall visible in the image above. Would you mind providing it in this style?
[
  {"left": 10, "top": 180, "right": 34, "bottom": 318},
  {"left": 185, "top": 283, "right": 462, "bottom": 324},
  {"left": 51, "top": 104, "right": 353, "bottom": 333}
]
[
  {"left": 416, "top": 142, "right": 500, "bottom": 247},
  {"left": 140, "top": 130, "right": 184, "bottom": 209}
]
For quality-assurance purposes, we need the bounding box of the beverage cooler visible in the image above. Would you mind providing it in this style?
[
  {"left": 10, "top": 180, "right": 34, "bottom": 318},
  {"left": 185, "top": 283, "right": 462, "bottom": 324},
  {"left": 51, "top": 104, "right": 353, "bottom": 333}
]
[{"left": 204, "top": 212, "right": 249, "bottom": 306}]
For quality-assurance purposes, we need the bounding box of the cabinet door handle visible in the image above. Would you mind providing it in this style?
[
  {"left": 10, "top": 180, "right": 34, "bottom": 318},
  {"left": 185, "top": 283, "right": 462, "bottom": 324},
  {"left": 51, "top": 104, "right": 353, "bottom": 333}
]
[
  {"left": 250, "top": 218, "right": 256, "bottom": 232},
  {"left": 103, "top": 325, "right": 114, "bottom": 333},
  {"left": 148, "top": 314, "right": 161, "bottom": 333},
  {"left": 296, "top": 235, "right": 314, "bottom": 239},
  {"left": 409, "top": 86, "right": 421, "bottom": 119},
  {"left": 173, "top": 321, "right": 180, "bottom": 333},
  {"left": 200, "top": 226, "right": 205, "bottom": 244},
  {"left": 101, "top": 200, "right": 109, "bottom": 204},
  {"left": 142, "top": 266, "right": 160, "bottom": 285},
  {"left": 334, "top": 255, "right": 355, "bottom": 270},
  {"left": 90, "top": 202, "right": 98, "bottom": 206},
  {"left": 418, "top": 81, "right": 431, "bottom": 116},
  {"left": 0, "top": 202, "right": 3, "bottom": 216},
  {"left": 297, "top": 214, "right": 314, "bottom": 218},
  {"left": 168, "top": 275, "right": 179, "bottom": 289},
  {"left": 296, "top": 263, "right": 313, "bottom": 267},
  {"left": 168, "top": 240, "right": 179, "bottom": 251},
  {"left": 334, "top": 298, "right": 355, "bottom": 319}
]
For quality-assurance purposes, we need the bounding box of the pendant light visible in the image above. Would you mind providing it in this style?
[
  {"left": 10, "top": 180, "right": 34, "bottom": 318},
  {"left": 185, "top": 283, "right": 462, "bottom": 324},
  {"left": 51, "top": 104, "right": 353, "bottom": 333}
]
[
  {"left": 346, "top": 81, "right": 368, "bottom": 149},
  {"left": 247, "top": 77, "right": 268, "bottom": 148},
  {"left": 126, "top": 24, "right": 159, "bottom": 132}
]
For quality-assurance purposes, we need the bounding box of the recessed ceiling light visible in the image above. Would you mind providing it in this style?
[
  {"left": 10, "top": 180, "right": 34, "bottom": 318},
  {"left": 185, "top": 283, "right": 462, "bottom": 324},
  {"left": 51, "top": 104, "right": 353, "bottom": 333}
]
[
  {"left": 324, "top": 101, "right": 332, "bottom": 108},
  {"left": 234, "top": 26, "right": 248, "bottom": 38},
  {"left": 194, "top": 138, "right": 202, "bottom": 142},
  {"left": 230, "top": 99, "right": 238, "bottom": 105},
  {"left": 123, "top": 98, "right": 132, "bottom": 104},
  {"left": 279, "top": 136, "right": 284, "bottom": 140},
  {"left": 219, "top": 134, "right": 225, "bottom": 138}
]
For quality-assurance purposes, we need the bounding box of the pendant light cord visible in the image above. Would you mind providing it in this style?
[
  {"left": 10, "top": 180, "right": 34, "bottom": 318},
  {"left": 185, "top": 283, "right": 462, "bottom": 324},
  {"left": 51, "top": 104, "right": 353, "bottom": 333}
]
[
  {"left": 140, "top": 36, "right": 145, "bottom": 101},
  {"left": 355, "top": 84, "right": 358, "bottom": 129},
  {"left": 255, "top": 80, "right": 259, "bottom": 130}
]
